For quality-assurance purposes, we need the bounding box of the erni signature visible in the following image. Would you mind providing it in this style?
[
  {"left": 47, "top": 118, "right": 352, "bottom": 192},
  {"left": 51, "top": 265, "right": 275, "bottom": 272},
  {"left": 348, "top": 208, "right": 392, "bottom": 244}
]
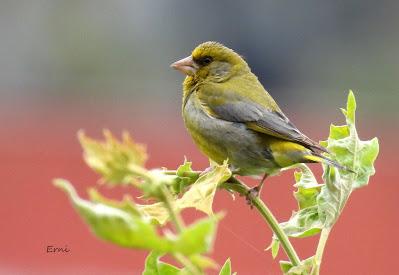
[{"left": 46, "top": 245, "right": 70, "bottom": 253}]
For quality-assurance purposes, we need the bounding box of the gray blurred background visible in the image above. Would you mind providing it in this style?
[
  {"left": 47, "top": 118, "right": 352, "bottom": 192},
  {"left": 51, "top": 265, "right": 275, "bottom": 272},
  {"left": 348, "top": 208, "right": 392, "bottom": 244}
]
[{"left": 1, "top": 1, "right": 397, "bottom": 118}]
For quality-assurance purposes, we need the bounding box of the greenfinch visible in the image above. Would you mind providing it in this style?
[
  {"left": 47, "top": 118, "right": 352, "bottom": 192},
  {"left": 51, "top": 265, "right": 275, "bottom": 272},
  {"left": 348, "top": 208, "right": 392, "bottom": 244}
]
[{"left": 171, "top": 41, "right": 344, "bottom": 195}]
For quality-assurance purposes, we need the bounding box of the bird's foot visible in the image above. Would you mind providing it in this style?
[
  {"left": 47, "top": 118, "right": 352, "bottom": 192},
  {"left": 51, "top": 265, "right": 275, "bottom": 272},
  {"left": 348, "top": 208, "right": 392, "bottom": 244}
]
[{"left": 245, "top": 186, "right": 260, "bottom": 209}]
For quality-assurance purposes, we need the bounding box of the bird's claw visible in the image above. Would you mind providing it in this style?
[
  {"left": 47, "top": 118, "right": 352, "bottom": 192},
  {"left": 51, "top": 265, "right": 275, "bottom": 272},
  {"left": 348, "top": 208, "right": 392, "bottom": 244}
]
[{"left": 246, "top": 186, "right": 260, "bottom": 209}]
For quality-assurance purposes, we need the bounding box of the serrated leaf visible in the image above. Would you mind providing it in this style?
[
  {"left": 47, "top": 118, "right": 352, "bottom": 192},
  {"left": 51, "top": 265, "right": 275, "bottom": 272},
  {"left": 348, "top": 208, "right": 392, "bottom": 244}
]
[
  {"left": 268, "top": 92, "right": 379, "bottom": 260},
  {"left": 176, "top": 159, "right": 194, "bottom": 177},
  {"left": 274, "top": 165, "right": 323, "bottom": 241},
  {"left": 78, "top": 130, "right": 147, "bottom": 185},
  {"left": 89, "top": 188, "right": 170, "bottom": 225},
  {"left": 174, "top": 215, "right": 221, "bottom": 255},
  {"left": 293, "top": 164, "right": 319, "bottom": 189},
  {"left": 279, "top": 206, "right": 322, "bottom": 238},
  {"left": 280, "top": 256, "right": 314, "bottom": 275},
  {"left": 78, "top": 131, "right": 176, "bottom": 199},
  {"left": 88, "top": 188, "right": 142, "bottom": 217},
  {"left": 53, "top": 179, "right": 170, "bottom": 251},
  {"left": 293, "top": 164, "right": 323, "bottom": 209},
  {"left": 219, "top": 258, "right": 232, "bottom": 275},
  {"left": 351, "top": 137, "right": 379, "bottom": 189},
  {"left": 280, "top": 261, "right": 294, "bottom": 273},
  {"left": 143, "top": 251, "right": 180, "bottom": 275},
  {"left": 318, "top": 91, "right": 379, "bottom": 227},
  {"left": 172, "top": 159, "right": 199, "bottom": 194},
  {"left": 138, "top": 169, "right": 178, "bottom": 200},
  {"left": 138, "top": 202, "right": 170, "bottom": 225},
  {"left": 178, "top": 162, "right": 231, "bottom": 216},
  {"left": 317, "top": 167, "right": 347, "bottom": 227},
  {"left": 54, "top": 179, "right": 221, "bottom": 256},
  {"left": 134, "top": 162, "right": 231, "bottom": 226},
  {"left": 294, "top": 186, "right": 321, "bottom": 210},
  {"left": 328, "top": 124, "right": 349, "bottom": 140},
  {"left": 86, "top": 162, "right": 231, "bottom": 227}
]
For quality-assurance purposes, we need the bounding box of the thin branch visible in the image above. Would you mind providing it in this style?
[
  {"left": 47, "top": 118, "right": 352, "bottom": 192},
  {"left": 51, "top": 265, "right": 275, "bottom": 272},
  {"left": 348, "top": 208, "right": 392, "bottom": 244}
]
[
  {"left": 311, "top": 228, "right": 331, "bottom": 275},
  {"left": 161, "top": 169, "right": 302, "bottom": 267},
  {"left": 221, "top": 177, "right": 301, "bottom": 267},
  {"left": 160, "top": 185, "right": 185, "bottom": 233}
]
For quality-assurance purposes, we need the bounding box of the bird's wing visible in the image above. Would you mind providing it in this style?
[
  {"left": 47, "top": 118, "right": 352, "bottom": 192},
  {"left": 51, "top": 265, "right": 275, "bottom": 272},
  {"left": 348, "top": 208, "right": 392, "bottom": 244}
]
[{"left": 197, "top": 83, "right": 328, "bottom": 153}]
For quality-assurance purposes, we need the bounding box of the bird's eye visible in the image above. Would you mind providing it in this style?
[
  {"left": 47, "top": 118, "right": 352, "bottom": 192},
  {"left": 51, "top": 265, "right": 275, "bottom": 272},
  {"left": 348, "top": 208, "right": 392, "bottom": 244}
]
[{"left": 199, "top": 56, "right": 213, "bottom": 66}]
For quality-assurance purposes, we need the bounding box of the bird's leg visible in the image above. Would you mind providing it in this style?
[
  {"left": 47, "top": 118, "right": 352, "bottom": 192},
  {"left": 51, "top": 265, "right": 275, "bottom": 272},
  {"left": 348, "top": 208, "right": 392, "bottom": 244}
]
[{"left": 246, "top": 173, "right": 268, "bottom": 208}]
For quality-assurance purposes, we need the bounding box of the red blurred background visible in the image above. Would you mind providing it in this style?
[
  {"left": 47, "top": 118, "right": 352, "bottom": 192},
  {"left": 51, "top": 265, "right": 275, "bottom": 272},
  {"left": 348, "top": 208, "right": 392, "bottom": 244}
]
[
  {"left": 1, "top": 101, "right": 393, "bottom": 274},
  {"left": 1, "top": 2, "right": 398, "bottom": 274}
]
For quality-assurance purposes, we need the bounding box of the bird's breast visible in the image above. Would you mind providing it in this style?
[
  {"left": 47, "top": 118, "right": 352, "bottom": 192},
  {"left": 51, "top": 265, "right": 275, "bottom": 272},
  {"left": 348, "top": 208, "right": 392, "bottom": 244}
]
[
  {"left": 182, "top": 93, "right": 229, "bottom": 164},
  {"left": 182, "top": 92, "right": 277, "bottom": 175}
]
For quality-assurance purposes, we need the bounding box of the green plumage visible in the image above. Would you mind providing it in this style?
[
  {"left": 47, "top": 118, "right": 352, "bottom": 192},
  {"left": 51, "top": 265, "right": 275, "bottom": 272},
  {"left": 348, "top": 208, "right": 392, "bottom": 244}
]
[{"left": 173, "top": 41, "right": 343, "bottom": 176}]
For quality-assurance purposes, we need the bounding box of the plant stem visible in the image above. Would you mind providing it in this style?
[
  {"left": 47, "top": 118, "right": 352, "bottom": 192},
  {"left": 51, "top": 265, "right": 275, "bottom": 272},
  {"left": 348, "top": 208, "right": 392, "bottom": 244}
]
[
  {"left": 160, "top": 186, "right": 185, "bottom": 233},
  {"left": 311, "top": 228, "right": 331, "bottom": 275},
  {"left": 163, "top": 170, "right": 201, "bottom": 179},
  {"left": 174, "top": 253, "right": 202, "bottom": 275},
  {"left": 221, "top": 177, "right": 301, "bottom": 267},
  {"left": 162, "top": 169, "right": 301, "bottom": 267}
]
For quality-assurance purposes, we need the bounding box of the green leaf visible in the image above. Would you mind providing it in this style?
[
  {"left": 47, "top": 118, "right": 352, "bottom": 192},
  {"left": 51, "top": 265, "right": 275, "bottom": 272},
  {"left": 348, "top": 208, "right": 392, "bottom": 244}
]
[
  {"left": 293, "top": 164, "right": 323, "bottom": 209},
  {"left": 265, "top": 238, "right": 280, "bottom": 259},
  {"left": 178, "top": 162, "right": 231, "bottom": 215},
  {"left": 317, "top": 167, "right": 347, "bottom": 227},
  {"left": 174, "top": 215, "right": 221, "bottom": 255},
  {"left": 138, "top": 202, "right": 170, "bottom": 225},
  {"left": 139, "top": 169, "right": 178, "bottom": 200},
  {"left": 143, "top": 251, "right": 180, "bottom": 275},
  {"left": 351, "top": 137, "right": 379, "bottom": 189},
  {"left": 78, "top": 130, "right": 177, "bottom": 199},
  {"left": 171, "top": 159, "right": 199, "bottom": 194},
  {"left": 121, "top": 162, "right": 231, "bottom": 226},
  {"left": 219, "top": 258, "right": 232, "bottom": 275},
  {"left": 294, "top": 186, "right": 320, "bottom": 210},
  {"left": 318, "top": 91, "right": 380, "bottom": 227},
  {"left": 53, "top": 179, "right": 171, "bottom": 251},
  {"left": 157, "top": 263, "right": 181, "bottom": 275},
  {"left": 89, "top": 188, "right": 169, "bottom": 225},
  {"left": 88, "top": 188, "right": 142, "bottom": 217},
  {"left": 280, "top": 261, "right": 294, "bottom": 273},
  {"left": 176, "top": 159, "right": 194, "bottom": 177},
  {"left": 87, "top": 162, "right": 231, "bottom": 227},
  {"left": 78, "top": 130, "right": 147, "bottom": 185},
  {"left": 54, "top": 179, "right": 221, "bottom": 256},
  {"left": 323, "top": 92, "right": 379, "bottom": 186},
  {"left": 268, "top": 91, "right": 379, "bottom": 269},
  {"left": 275, "top": 165, "right": 323, "bottom": 240},
  {"left": 280, "top": 206, "right": 322, "bottom": 238},
  {"left": 280, "top": 256, "right": 314, "bottom": 275},
  {"left": 346, "top": 90, "right": 356, "bottom": 125}
]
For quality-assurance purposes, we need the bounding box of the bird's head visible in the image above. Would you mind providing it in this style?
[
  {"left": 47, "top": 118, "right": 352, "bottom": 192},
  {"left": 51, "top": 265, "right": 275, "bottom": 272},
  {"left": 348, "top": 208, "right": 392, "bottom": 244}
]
[{"left": 171, "top": 41, "right": 249, "bottom": 83}]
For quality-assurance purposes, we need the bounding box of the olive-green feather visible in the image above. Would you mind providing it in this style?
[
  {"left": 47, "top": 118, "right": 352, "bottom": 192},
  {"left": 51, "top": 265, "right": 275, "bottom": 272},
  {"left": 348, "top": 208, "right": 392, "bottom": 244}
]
[
  {"left": 196, "top": 81, "right": 327, "bottom": 153},
  {"left": 177, "top": 41, "right": 344, "bottom": 177}
]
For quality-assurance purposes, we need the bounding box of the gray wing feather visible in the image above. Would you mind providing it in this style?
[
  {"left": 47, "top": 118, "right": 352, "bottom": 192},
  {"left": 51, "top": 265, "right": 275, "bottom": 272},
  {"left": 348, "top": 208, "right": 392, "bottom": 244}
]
[
  {"left": 212, "top": 102, "right": 263, "bottom": 121},
  {"left": 206, "top": 99, "right": 327, "bottom": 153}
]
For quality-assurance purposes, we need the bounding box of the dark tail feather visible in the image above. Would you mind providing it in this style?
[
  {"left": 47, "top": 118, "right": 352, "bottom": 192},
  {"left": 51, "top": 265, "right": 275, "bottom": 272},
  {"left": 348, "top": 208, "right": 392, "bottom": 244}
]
[{"left": 305, "top": 153, "right": 354, "bottom": 173}]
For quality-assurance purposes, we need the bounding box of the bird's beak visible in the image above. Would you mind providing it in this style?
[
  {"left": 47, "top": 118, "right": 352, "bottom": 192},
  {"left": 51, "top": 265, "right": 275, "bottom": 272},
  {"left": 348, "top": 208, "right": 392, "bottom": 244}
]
[{"left": 170, "top": 56, "right": 198, "bottom": 76}]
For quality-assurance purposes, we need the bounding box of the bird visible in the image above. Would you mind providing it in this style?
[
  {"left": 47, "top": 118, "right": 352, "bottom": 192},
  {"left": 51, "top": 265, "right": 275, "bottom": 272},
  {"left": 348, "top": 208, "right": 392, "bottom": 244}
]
[{"left": 170, "top": 41, "right": 345, "bottom": 198}]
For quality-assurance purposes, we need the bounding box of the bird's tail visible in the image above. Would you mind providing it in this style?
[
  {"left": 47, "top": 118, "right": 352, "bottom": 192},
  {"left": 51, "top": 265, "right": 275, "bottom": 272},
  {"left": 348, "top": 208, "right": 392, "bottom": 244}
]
[{"left": 304, "top": 153, "right": 354, "bottom": 172}]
